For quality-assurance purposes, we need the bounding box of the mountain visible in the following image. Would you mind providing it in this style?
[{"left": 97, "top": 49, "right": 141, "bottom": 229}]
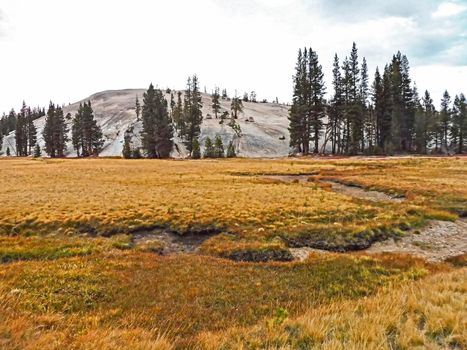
[{"left": 1, "top": 89, "right": 292, "bottom": 158}]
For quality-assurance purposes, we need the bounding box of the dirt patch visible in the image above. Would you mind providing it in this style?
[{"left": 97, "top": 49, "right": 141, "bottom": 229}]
[
  {"left": 133, "top": 230, "right": 216, "bottom": 255},
  {"left": 260, "top": 174, "right": 404, "bottom": 203},
  {"left": 323, "top": 181, "right": 405, "bottom": 202},
  {"left": 366, "top": 219, "right": 467, "bottom": 262}
]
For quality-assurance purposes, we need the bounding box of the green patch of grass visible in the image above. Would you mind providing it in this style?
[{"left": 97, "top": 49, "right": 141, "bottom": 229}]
[
  {"left": 110, "top": 234, "right": 133, "bottom": 250},
  {"left": 0, "top": 236, "right": 98, "bottom": 263}
]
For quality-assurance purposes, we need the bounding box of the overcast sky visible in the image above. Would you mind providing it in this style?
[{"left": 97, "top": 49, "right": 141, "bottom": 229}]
[{"left": 0, "top": 0, "right": 466, "bottom": 113}]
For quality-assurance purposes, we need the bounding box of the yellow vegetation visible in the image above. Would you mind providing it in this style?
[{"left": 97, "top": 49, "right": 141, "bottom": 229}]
[{"left": 198, "top": 268, "right": 466, "bottom": 350}]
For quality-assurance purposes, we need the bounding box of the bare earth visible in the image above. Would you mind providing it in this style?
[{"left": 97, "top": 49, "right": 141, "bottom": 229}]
[{"left": 367, "top": 219, "right": 467, "bottom": 262}]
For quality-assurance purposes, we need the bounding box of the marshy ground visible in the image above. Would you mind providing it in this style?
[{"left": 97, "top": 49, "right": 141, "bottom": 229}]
[{"left": 0, "top": 156, "right": 465, "bottom": 349}]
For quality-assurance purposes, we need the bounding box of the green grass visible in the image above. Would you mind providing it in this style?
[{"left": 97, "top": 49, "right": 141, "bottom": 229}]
[{"left": 0, "top": 236, "right": 98, "bottom": 263}]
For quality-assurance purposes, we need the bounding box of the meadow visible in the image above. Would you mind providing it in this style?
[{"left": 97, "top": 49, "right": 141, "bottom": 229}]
[{"left": 0, "top": 156, "right": 465, "bottom": 349}]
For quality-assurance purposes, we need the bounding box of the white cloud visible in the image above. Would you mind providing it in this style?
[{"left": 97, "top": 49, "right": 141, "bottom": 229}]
[{"left": 432, "top": 1, "right": 467, "bottom": 18}]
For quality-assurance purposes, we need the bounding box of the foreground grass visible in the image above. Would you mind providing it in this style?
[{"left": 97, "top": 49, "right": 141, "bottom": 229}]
[
  {"left": 0, "top": 240, "right": 433, "bottom": 349},
  {"left": 199, "top": 268, "right": 466, "bottom": 350},
  {"left": 1, "top": 157, "right": 465, "bottom": 254}
]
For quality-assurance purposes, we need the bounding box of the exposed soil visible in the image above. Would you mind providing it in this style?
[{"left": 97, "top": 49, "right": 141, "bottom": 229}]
[
  {"left": 323, "top": 181, "right": 405, "bottom": 202},
  {"left": 367, "top": 219, "right": 467, "bottom": 262},
  {"left": 133, "top": 230, "right": 216, "bottom": 255}
]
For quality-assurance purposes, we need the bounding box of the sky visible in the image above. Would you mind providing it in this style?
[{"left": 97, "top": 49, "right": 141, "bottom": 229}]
[{"left": 0, "top": 0, "right": 466, "bottom": 113}]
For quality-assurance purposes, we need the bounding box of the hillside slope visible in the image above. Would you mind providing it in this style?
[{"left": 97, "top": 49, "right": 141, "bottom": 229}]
[{"left": 1, "top": 89, "right": 292, "bottom": 157}]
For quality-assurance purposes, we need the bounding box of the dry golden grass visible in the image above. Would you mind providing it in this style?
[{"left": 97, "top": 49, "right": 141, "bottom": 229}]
[
  {"left": 1, "top": 157, "right": 465, "bottom": 253},
  {"left": 0, "top": 157, "right": 465, "bottom": 349},
  {"left": 198, "top": 268, "right": 466, "bottom": 350}
]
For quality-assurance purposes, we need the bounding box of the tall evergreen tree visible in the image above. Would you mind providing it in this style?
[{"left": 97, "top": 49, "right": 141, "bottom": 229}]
[
  {"left": 71, "top": 101, "right": 103, "bottom": 157},
  {"left": 191, "top": 137, "right": 201, "bottom": 159},
  {"left": 26, "top": 108, "right": 37, "bottom": 155},
  {"left": 213, "top": 135, "right": 225, "bottom": 158},
  {"left": 122, "top": 135, "right": 132, "bottom": 159},
  {"left": 329, "top": 53, "right": 343, "bottom": 154},
  {"left": 440, "top": 90, "right": 451, "bottom": 152},
  {"left": 43, "top": 102, "right": 69, "bottom": 157},
  {"left": 230, "top": 95, "right": 244, "bottom": 119},
  {"left": 15, "top": 105, "right": 27, "bottom": 156},
  {"left": 400, "top": 54, "right": 415, "bottom": 151},
  {"left": 135, "top": 95, "right": 141, "bottom": 121},
  {"left": 211, "top": 87, "right": 221, "bottom": 119},
  {"left": 308, "top": 48, "right": 326, "bottom": 153},
  {"left": 288, "top": 47, "right": 325, "bottom": 154},
  {"left": 181, "top": 75, "right": 203, "bottom": 154},
  {"left": 347, "top": 42, "right": 362, "bottom": 154},
  {"left": 172, "top": 91, "right": 184, "bottom": 136},
  {"left": 451, "top": 93, "right": 466, "bottom": 153},
  {"left": 203, "top": 137, "right": 214, "bottom": 158},
  {"left": 140, "top": 84, "right": 174, "bottom": 158}
]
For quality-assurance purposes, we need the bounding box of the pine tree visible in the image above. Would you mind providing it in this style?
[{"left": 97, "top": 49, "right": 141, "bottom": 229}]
[
  {"left": 347, "top": 43, "right": 363, "bottom": 154},
  {"left": 421, "top": 91, "right": 437, "bottom": 153},
  {"left": 288, "top": 47, "right": 325, "bottom": 154},
  {"left": 213, "top": 135, "right": 225, "bottom": 158},
  {"left": 15, "top": 110, "right": 26, "bottom": 156},
  {"left": 414, "top": 88, "right": 426, "bottom": 153},
  {"left": 43, "top": 102, "right": 57, "bottom": 157},
  {"left": 26, "top": 108, "right": 37, "bottom": 155},
  {"left": 191, "top": 138, "right": 201, "bottom": 159},
  {"left": 230, "top": 96, "right": 244, "bottom": 119},
  {"left": 400, "top": 55, "right": 415, "bottom": 152},
  {"left": 54, "top": 106, "right": 69, "bottom": 157},
  {"left": 141, "top": 83, "right": 174, "bottom": 158},
  {"left": 329, "top": 54, "right": 343, "bottom": 154},
  {"left": 203, "top": 137, "right": 214, "bottom": 158},
  {"left": 307, "top": 48, "right": 326, "bottom": 153},
  {"left": 440, "top": 90, "right": 451, "bottom": 152},
  {"left": 173, "top": 91, "right": 184, "bottom": 135},
  {"left": 71, "top": 102, "right": 102, "bottom": 157},
  {"left": 381, "top": 65, "right": 394, "bottom": 152},
  {"left": 181, "top": 75, "right": 203, "bottom": 154},
  {"left": 135, "top": 96, "right": 141, "bottom": 121},
  {"left": 71, "top": 104, "right": 83, "bottom": 157},
  {"left": 226, "top": 140, "right": 236, "bottom": 158},
  {"left": 451, "top": 93, "right": 466, "bottom": 153},
  {"left": 33, "top": 143, "right": 41, "bottom": 158},
  {"left": 122, "top": 135, "right": 132, "bottom": 158},
  {"left": 43, "top": 102, "right": 68, "bottom": 157},
  {"left": 211, "top": 87, "right": 221, "bottom": 119},
  {"left": 359, "top": 57, "right": 369, "bottom": 152}
]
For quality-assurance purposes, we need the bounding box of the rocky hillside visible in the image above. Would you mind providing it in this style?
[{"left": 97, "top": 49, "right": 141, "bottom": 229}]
[{"left": 1, "top": 89, "right": 292, "bottom": 158}]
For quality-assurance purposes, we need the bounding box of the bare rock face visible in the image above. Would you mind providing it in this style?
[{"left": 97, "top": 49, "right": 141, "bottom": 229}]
[{"left": 1, "top": 89, "right": 292, "bottom": 158}]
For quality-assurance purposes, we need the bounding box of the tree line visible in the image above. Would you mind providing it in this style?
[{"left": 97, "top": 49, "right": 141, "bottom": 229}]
[
  {"left": 289, "top": 43, "right": 467, "bottom": 155},
  {"left": 0, "top": 100, "right": 104, "bottom": 158},
  {"left": 123, "top": 75, "right": 239, "bottom": 159}
]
